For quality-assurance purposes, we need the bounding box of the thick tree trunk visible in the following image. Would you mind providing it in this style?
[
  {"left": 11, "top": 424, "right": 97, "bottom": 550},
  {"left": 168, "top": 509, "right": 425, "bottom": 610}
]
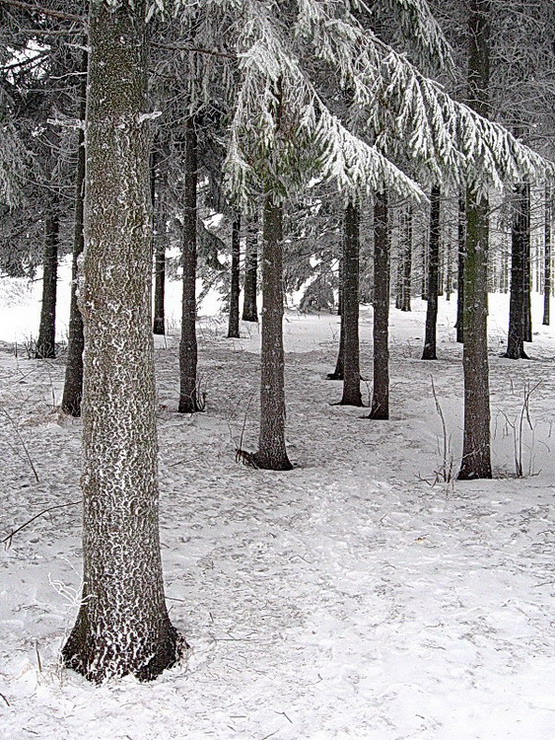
[
  {"left": 543, "top": 183, "right": 551, "bottom": 326},
  {"left": 242, "top": 212, "right": 259, "bottom": 322},
  {"left": 456, "top": 194, "right": 466, "bottom": 343},
  {"left": 458, "top": 0, "right": 492, "bottom": 480},
  {"left": 178, "top": 117, "right": 201, "bottom": 413},
  {"left": 35, "top": 203, "right": 59, "bottom": 359},
  {"left": 339, "top": 200, "right": 363, "bottom": 406},
  {"left": 368, "top": 191, "right": 390, "bottom": 420},
  {"left": 505, "top": 182, "right": 530, "bottom": 359},
  {"left": 253, "top": 195, "right": 292, "bottom": 470},
  {"left": 227, "top": 214, "right": 241, "bottom": 338},
  {"left": 61, "top": 52, "right": 87, "bottom": 416},
  {"left": 422, "top": 185, "right": 441, "bottom": 360},
  {"left": 457, "top": 3, "right": 491, "bottom": 479},
  {"left": 459, "top": 191, "right": 492, "bottom": 479},
  {"left": 62, "top": 0, "right": 179, "bottom": 683}
]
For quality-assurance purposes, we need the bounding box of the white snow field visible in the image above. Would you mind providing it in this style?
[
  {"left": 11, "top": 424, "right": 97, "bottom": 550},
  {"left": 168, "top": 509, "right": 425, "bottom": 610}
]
[{"left": 1, "top": 275, "right": 554, "bottom": 739}]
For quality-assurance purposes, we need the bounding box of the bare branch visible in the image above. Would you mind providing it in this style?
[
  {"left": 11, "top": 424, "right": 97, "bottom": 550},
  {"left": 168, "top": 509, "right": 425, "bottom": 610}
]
[{"left": 0, "top": 0, "right": 83, "bottom": 24}]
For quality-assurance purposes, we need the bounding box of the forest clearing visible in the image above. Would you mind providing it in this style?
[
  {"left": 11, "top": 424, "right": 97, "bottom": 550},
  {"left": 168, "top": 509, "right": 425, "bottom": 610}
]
[{"left": 1, "top": 283, "right": 553, "bottom": 739}]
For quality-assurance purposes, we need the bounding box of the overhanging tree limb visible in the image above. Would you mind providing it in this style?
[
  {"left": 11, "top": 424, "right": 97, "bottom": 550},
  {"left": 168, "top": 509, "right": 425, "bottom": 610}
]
[{"left": 0, "top": 0, "right": 83, "bottom": 24}]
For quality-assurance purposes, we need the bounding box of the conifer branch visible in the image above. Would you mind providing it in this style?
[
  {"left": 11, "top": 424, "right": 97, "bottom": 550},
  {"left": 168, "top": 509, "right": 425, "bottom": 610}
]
[{"left": 0, "top": 0, "right": 83, "bottom": 24}]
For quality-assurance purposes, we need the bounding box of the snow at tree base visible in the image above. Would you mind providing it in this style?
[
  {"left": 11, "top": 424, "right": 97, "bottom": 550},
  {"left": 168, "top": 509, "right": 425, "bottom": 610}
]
[{"left": 1, "top": 281, "right": 553, "bottom": 738}]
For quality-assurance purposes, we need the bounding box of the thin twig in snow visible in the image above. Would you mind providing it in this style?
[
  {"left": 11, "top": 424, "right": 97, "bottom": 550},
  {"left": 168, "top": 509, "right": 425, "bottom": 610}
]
[
  {"left": 2, "top": 500, "right": 81, "bottom": 546},
  {"left": 0, "top": 405, "right": 40, "bottom": 482}
]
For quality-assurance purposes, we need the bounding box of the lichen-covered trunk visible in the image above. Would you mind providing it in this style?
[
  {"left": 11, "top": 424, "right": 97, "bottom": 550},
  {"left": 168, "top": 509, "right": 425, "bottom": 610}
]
[
  {"left": 61, "top": 52, "right": 87, "bottom": 416},
  {"left": 422, "top": 185, "right": 441, "bottom": 360},
  {"left": 242, "top": 213, "right": 258, "bottom": 322},
  {"left": 178, "top": 117, "right": 200, "bottom": 413},
  {"left": 543, "top": 183, "right": 551, "bottom": 326},
  {"left": 339, "top": 200, "right": 362, "bottom": 406},
  {"left": 35, "top": 203, "right": 59, "bottom": 359},
  {"left": 254, "top": 195, "right": 292, "bottom": 470},
  {"left": 506, "top": 182, "right": 529, "bottom": 359},
  {"left": 369, "top": 191, "right": 390, "bottom": 420},
  {"left": 62, "top": 0, "right": 179, "bottom": 683},
  {"left": 227, "top": 214, "right": 241, "bottom": 338}
]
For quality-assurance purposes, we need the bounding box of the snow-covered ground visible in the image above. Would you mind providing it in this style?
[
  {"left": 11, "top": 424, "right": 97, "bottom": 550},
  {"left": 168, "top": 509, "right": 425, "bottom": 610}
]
[{"left": 1, "top": 275, "right": 554, "bottom": 739}]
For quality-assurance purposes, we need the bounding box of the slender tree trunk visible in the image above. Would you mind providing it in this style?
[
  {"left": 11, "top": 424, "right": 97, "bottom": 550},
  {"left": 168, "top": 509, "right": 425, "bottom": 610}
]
[
  {"left": 242, "top": 212, "right": 259, "bottom": 321},
  {"left": 543, "top": 183, "right": 551, "bottom": 326},
  {"left": 178, "top": 117, "right": 201, "bottom": 413},
  {"left": 253, "top": 195, "right": 292, "bottom": 470},
  {"left": 421, "top": 232, "right": 428, "bottom": 301},
  {"left": 401, "top": 205, "right": 412, "bottom": 312},
  {"left": 368, "top": 191, "right": 390, "bottom": 420},
  {"left": 153, "top": 240, "right": 166, "bottom": 335},
  {"left": 62, "top": 0, "right": 179, "bottom": 683},
  {"left": 505, "top": 182, "right": 529, "bottom": 359},
  {"left": 456, "top": 194, "right": 466, "bottom": 343},
  {"left": 445, "top": 236, "right": 453, "bottom": 302},
  {"left": 227, "top": 213, "right": 241, "bottom": 338},
  {"left": 328, "top": 307, "right": 345, "bottom": 379},
  {"left": 339, "top": 200, "right": 363, "bottom": 406},
  {"left": 61, "top": 52, "right": 87, "bottom": 416},
  {"left": 422, "top": 185, "right": 441, "bottom": 360},
  {"left": 151, "top": 150, "right": 165, "bottom": 336},
  {"left": 395, "top": 246, "right": 403, "bottom": 310},
  {"left": 458, "top": 0, "right": 492, "bottom": 480},
  {"left": 337, "top": 258, "right": 343, "bottom": 315},
  {"left": 35, "top": 202, "right": 59, "bottom": 359},
  {"left": 523, "top": 199, "right": 532, "bottom": 343}
]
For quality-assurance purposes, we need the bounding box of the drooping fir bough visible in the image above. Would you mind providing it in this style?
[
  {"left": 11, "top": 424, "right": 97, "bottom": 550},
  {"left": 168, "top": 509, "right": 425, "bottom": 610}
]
[{"left": 62, "top": 0, "right": 180, "bottom": 683}]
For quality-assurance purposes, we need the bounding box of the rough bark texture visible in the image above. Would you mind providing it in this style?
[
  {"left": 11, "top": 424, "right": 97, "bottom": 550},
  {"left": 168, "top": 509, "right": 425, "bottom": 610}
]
[
  {"left": 422, "top": 186, "right": 441, "bottom": 360},
  {"left": 543, "top": 183, "right": 551, "bottom": 326},
  {"left": 242, "top": 213, "right": 259, "bottom": 322},
  {"left": 227, "top": 214, "right": 241, "bottom": 338},
  {"left": 369, "top": 191, "right": 390, "bottom": 420},
  {"left": 178, "top": 117, "right": 201, "bottom": 413},
  {"left": 505, "top": 182, "right": 530, "bottom": 359},
  {"left": 61, "top": 52, "right": 87, "bottom": 416},
  {"left": 339, "top": 201, "right": 363, "bottom": 406},
  {"left": 458, "top": 0, "right": 492, "bottom": 480},
  {"left": 62, "top": 0, "right": 179, "bottom": 682},
  {"left": 35, "top": 203, "right": 59, "bottom": 359},
  {"left": 254, "top": 195, "right": 292, "bottom": 470},
  {"left": 456, "top": 194, "right": 466, "bottom": 344}
]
